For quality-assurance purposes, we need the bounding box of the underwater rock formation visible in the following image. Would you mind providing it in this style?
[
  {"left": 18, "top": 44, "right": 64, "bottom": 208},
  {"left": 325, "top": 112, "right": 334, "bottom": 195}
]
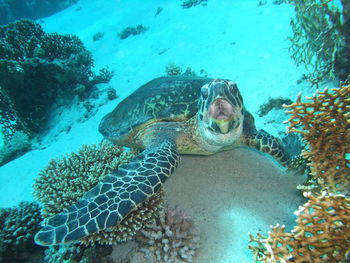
[
  {"left": 136, "top": 205, "right": 200, "bottom": 263},
  {"left": 0, "top": 201, "right": 42, "bottom": 263},
  {"left": 33, "top": 141, "right": 164, "bottom": 245},
  {"left": 0, "top": 0, "right": 78, "bottom": 25},
  {"left": 286, "top": 0, "right": 350, "bottom": 85}
]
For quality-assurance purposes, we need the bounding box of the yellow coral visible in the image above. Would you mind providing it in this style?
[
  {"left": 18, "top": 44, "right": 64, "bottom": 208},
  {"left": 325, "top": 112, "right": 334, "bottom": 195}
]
[{"left": 283, "top": 85, "right": 350, "bottom": 194}]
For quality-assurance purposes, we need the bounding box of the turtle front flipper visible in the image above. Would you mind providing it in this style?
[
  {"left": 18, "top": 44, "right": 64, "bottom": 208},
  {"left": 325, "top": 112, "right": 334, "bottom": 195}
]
[
  {"left": 244, "top": 129, "right": 290, "bottom": 166},
  {"left": 34, "top": 140, "right": 179, "bottom": 246}
]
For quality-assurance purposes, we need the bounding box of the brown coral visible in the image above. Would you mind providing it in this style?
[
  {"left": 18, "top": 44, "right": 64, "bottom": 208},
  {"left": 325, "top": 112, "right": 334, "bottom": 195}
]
[
  {"left": 283, "top": 84, "right": 350, "bottom": 194},
  {"left": 33, "top": 140, "right": 137, "bottom": 217},
  {"left": 136, "top": 205, "right": 200, "bottom": 263},
  {"left": 249, "top": 192, "right": 350, "bottom": 263},
  {"left": 33, "top": 141, "right": 164, "bottom": 245},
  {"left": 44, "top": 242, "right": 113, "bottom": 263},
  {"left": 286, "top": 0, "right": 350, "bottom": 84}
]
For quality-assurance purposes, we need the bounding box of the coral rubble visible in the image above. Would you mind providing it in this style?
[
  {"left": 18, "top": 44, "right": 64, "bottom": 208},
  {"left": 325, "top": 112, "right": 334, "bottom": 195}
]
[{"left": 136, "top": 205, "right": 200, "bottom": 263}]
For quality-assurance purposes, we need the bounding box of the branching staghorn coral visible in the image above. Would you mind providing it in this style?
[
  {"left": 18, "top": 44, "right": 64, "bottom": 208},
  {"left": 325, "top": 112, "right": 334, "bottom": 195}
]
[
  {"left": 249, "top": 192, "right": 350, "bottom": 263},
  {"left": 136, "top": 205, "right": 200, "bottom": 263},
  {"left": 33, "top": 141, "right": 164, "bottom": 245},
  {"left": 283, "top": 84, "right": 350, "bottom": 194},
  {"left": 286, "top": 0, "right": 350, "bottom": 85}
]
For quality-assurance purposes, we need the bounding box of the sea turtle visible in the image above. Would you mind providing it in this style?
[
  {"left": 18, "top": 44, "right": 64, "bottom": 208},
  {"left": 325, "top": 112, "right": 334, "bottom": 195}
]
[{"left": 35, "top": 76, "right": 291, "bottom": 246}]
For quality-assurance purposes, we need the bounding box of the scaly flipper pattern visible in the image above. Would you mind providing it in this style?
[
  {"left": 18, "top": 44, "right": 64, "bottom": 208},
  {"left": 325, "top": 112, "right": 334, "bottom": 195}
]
[
  {"left": 35, "top": 141, "right": 179, "bottom": 246},
  {"left": 244, "top": 129, "right": 289, "bottom": 166}
]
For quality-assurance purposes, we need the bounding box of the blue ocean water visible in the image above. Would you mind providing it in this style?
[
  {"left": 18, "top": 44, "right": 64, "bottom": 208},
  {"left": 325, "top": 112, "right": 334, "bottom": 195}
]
[{"left": 0, "top": 0, "right": 348, "bottom": 262}]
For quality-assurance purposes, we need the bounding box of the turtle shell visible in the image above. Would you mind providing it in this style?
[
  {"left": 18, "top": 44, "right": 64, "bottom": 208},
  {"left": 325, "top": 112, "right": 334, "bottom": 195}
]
[{"left": 99, "top": 76, "right": 211, "bottom": 146}]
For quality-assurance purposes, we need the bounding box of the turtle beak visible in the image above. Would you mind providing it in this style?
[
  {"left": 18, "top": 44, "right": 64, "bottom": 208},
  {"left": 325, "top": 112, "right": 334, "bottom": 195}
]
[{"left": 208, "top": 98, "right": 235, "bottom": 134}]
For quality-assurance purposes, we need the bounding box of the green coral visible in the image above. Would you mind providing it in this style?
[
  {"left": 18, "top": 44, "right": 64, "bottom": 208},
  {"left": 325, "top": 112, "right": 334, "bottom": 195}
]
[
  {"left": 0, "top": 201, "right": 42, "bottom": 263},
  {"left": 0, "top": 19, "right": 111, "bottom": 134},
  {"left": 286, "top": 0, "right": 350, "bottom": 86},
  {"left": 181, "top": 0, "right": 208, "bottom": 8},
  {"left": 118, "top": 24, "right": 148, "bottom": 40}
]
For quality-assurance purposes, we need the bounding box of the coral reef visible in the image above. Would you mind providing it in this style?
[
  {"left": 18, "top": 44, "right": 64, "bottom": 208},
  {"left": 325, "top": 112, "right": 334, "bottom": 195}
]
[
  {"left": 0, "top": 130, "right": 31, "bottom": 166},
  {"left": 165, "top": 63, "right": 183, "bottom": 76},
  {"left": 249, "top": 83, "right": 350, "bottom": 262},
  {"left": 118, "top": 24, "right": 148, "bottom": 40},
  {"left": 44, "top": 242, "right": 113, "bottom": 263},
  {"left": 106, "top": 87, "right": 118, "bottom": 100},
  {"left": 181, "top": 0, "right": 208, "bottom": 9},
  {"left": 0, "top": 201, "right": 43, "bottom": 263},
  {"left": 33, "top": 141, "right": 137, "bottom": 217},
  {"left": 34, "top": 141, "right": 164, "bottom": 245},
  {"left": 136, "top": 205, "right": 200, "bottom": 263},
  {"left": 283, "top": 84, "right": 350, "bottom": 194},
  {"left": 164, "top": 63, "right": 198, "bottom": 77},
  {"left": 257, "top": 97, "right": 293, "bottom": 117},
  {"left": 285, "top": 0, "right": 350, "bottom": 85},
  {"left": 0, "top": 85, "right": 31, "bottom": 166},
  {"left": 249, "top": 192, "right": 350, "bottom": 263},
  {"left": 0, "top": 19, "right": 112, "bottom": 134},
  {"left": 92, "top": 32, "right": 104, "bottom": 41}
]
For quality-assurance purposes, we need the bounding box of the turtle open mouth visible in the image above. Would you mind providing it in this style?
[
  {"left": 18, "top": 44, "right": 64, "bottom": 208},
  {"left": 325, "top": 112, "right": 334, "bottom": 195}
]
[{"left": 208, "top": 98, "right": 235, "bottom": 134}]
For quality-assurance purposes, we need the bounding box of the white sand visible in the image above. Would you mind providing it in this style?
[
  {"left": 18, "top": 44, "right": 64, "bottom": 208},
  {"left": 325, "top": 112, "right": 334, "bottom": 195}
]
[
  {"left": 110, "top": 149, "right": 304, "bottom": 263},
  {"left": 0, "top": 0, "right": 311, "bottom": 262}
]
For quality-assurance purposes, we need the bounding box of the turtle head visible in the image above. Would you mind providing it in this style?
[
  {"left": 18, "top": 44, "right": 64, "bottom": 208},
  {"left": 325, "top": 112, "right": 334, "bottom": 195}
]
[{"left": 197, "top": 79, "right": 245, "bottom": 150}]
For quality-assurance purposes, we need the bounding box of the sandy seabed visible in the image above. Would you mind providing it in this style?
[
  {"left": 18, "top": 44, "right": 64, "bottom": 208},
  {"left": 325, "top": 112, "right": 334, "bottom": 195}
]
[{"left": 111, "top": 148, "right": 304, "bottom": 263}]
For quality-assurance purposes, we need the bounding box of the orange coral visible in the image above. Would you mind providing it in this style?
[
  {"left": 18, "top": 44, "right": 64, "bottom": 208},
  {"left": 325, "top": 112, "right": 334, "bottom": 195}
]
[
  {"left": 249, "top": 192, "right": 350, "bottom": 263},
  {"left": 283, "top": 85, "right": 350, "bottom": 194},
  {"left": 249, "top": 84, "right": 350, "bottom": 262}
]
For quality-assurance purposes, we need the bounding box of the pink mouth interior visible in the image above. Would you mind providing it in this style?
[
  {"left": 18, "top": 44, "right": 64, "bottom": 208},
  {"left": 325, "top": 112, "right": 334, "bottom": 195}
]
[{"left": 209, "top": 99, "right": 234, "bottom": 120}]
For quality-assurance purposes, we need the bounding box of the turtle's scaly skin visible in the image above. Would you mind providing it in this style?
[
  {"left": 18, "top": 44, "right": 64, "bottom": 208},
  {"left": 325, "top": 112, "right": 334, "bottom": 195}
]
[{"left": 35, "top": 77, "right": 291, "bottom": 246}]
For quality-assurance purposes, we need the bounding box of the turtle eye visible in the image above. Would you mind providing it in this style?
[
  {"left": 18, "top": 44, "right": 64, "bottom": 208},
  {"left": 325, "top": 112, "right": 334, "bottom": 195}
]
[{"left": 200, "top": 85, "right": 209, "bottom": 99}]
